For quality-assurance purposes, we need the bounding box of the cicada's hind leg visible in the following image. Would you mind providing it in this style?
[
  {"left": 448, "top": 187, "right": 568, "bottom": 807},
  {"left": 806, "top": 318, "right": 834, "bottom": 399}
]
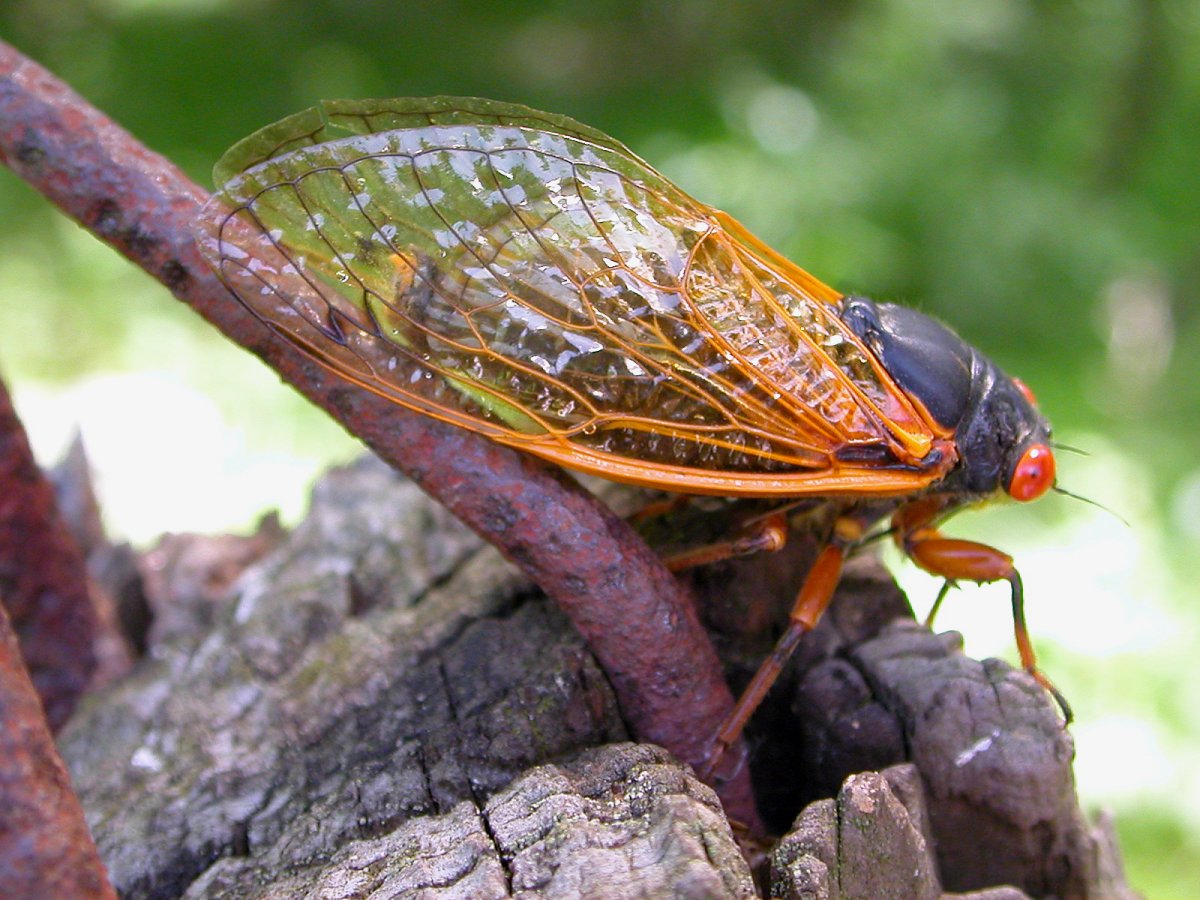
[
  {"left": 700, "top": 515, "right": 867, "bottom": 781},
  {"left": 626, "top": 493, "right": 692, "bottom": 527},
  {"left": 629, "top": 496, "right": 798, "bottom": 573},
  {"left": 661, "top": 511, "right": 790, "bottom": 572},
  {"left": 893, "top": 500, "right": 1073, "bottom": 722}
]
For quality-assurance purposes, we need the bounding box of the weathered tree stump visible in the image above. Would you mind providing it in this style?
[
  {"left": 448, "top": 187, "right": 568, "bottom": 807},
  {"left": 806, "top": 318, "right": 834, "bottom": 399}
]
[{"left": 58, "top": 456, "right": 1137, "bottom": 898}]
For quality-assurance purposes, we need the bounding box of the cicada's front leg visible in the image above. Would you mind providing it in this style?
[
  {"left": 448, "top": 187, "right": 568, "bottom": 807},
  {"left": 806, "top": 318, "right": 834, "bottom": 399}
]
[{"left": 893, "top": 499, "right": 1072, "bottom": 722}]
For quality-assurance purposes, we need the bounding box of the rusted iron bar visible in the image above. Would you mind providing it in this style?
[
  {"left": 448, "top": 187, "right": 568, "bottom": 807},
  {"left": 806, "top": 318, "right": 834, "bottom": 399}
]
[
  {"left": 0, "top": 43, "right": 761, "bottom": 828},
  {"left": 0, "top": 600, "right": 116, "bottom": 898},
  {"left": 0, "top": 373, "right": 98, "bottom": 730}
]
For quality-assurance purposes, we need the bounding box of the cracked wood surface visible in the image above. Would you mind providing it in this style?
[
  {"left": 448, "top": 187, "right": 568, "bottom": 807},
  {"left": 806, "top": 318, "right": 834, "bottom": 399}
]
[{"left": 59, "top": 457, "right": 1136, "bottom": 898}]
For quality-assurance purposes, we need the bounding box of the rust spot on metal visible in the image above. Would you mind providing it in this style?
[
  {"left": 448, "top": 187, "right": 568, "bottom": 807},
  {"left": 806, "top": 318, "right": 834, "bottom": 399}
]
[
  {"left": 15, "top": 130, "right": 44, "bottom": 167},
  {"left": 481, "top": 495, "right": 521, "bottom": 536},
  {"left": 87, "top": 197, "right": 122, "bottom": 237},
  {"left": 161, "top": 258, "right": 191, "bottom": 292}
]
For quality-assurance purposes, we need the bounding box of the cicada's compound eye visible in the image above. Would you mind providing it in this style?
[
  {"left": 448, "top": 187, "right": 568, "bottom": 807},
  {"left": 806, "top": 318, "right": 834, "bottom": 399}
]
[
  {"left": 1012, "top": 377, "right": 1038, "bottom": 407},
  {"left": 1008, "top": 443, "right": 1055, "bottom": 502}
]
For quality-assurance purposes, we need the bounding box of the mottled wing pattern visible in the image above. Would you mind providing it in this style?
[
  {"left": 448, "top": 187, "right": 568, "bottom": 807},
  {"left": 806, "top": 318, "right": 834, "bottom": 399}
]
[{"left": 194, "top": 98, "right": 942, "bottom": 495}]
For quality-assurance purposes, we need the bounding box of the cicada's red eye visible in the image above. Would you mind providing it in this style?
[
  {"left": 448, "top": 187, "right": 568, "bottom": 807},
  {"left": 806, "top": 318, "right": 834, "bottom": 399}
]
[
  {"left": 1012, "top": 377, "right": 1038, "bottom": 407},
  {"left": 1008, "top": 443, "right": 1055, "bottom": 501}
]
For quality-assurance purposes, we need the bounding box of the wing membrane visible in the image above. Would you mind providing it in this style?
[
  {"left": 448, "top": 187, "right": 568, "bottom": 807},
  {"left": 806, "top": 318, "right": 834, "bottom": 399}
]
[{"left": 195, "top": 98, "right": 948, "bottom": 496}]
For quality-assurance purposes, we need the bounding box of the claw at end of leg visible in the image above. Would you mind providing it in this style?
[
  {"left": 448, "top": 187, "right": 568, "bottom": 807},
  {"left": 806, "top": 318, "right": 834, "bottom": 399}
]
[
  {"left": 1029, "top": 667, "right": 1074, "bottom": 724},
  {"left": 698, "top": 732, "right": 749, "bottom": 785}
]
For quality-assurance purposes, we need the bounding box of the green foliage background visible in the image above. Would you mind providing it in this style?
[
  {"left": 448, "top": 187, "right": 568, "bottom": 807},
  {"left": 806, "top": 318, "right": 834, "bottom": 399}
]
[{"left": 1, "top": 1, "right": 1197, "bottom": 894}]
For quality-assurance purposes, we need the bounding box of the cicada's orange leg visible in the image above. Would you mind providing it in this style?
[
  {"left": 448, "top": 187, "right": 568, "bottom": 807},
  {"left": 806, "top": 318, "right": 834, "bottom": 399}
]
[
  {"left": 894, "top": 502, "right": 1073, "bottom": 722},
  {"left": 626, "top": 493, "right": 692, "bottom": 526},
  {"left": 701, "top": 516, "right": 865, "bottom": 781},
  {"left": 661, "top": 511, "right": 790, "bottom": 572}
]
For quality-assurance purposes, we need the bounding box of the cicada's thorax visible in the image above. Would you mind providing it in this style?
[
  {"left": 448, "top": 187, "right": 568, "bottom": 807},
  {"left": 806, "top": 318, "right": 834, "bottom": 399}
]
[{"left": 838, "top": 296, "right": 1054, "bottom": 507}]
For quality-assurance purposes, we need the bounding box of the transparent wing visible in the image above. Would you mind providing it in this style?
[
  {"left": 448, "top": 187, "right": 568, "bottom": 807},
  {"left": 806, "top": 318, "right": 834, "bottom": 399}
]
[{"left": 194, "top": 98, "right": 945, "bottom": 496}]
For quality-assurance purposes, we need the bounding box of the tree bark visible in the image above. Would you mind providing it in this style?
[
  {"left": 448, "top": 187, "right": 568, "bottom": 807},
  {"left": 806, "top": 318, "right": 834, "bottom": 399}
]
[{"left": 59, "top": 457, "right": 1137, "bottom": 899}]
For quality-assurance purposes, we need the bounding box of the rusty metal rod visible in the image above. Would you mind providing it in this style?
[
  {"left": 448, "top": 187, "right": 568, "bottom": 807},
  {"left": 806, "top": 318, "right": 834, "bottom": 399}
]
[
  {"left": 0, "top": 370, "right": 99, "bottom": 730},
  {"left": 0, "top": 42, "right": 761, "bottom": 829}
]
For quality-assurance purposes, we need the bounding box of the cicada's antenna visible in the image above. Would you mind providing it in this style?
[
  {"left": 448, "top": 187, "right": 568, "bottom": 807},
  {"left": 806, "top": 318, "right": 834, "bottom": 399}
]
[
  {"left": 1050, "top": 441, "right": 1089, "bottom": 457},
  {"left": 1052, "top": 485, "right": 1130, "bottom": 528},
  {"left": 1048, "top": 441, "right": 1127, "bottom": 525}
]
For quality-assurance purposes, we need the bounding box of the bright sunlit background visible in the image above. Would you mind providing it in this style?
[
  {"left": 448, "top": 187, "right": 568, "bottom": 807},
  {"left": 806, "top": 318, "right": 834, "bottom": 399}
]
[{"left": 2, "top": 2, "right": 1197, "bottom": 895}]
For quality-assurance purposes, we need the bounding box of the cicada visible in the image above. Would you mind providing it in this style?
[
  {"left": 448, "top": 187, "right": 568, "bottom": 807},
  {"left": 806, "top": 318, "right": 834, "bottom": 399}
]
[{"left": 193, "top": 97, "right": 1064, "bottom": 763}]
